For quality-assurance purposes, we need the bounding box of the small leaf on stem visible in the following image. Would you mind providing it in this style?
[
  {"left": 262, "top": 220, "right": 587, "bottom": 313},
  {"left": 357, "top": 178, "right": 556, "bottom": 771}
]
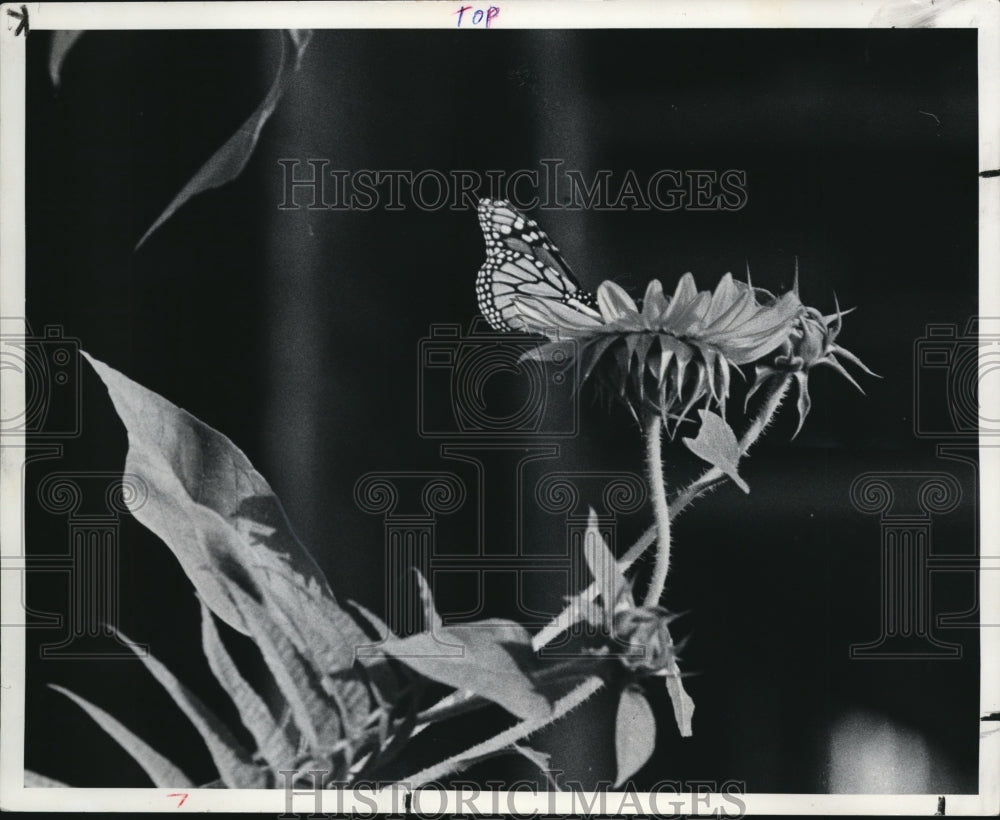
[
  {"left": 384, "top": 619, "right": 551, "bottom": 720},
  {"left": 682, "top": 410, "right": 749, "bottom": 494}
]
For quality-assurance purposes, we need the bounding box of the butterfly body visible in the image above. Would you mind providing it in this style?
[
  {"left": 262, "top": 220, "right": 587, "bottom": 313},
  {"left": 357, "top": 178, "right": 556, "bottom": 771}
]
[{"left": 476, "top": 198, "right": 599, "bottom": 332}]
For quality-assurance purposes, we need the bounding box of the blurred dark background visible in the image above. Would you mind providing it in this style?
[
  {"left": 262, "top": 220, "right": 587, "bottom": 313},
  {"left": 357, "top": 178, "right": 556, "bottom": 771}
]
[{"left": 23, "top": 28, "right": 979, "bottom": 793}]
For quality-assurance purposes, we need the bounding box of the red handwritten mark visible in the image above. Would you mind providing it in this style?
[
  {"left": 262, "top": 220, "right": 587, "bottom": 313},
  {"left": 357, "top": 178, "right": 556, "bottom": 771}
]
[{"left": 168, "top": 793, "right": 189, "bottom": 807}]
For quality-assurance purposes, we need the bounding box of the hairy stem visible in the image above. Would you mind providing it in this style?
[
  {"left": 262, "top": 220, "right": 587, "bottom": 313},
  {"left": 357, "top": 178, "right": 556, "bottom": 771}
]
[
  {"left": 642, "top": 412, "right": 673, "bottom": 608},
  {"left": 412, "top": 659, "right": 591, "bottom": 728},
  {"left": 533, "top": 376, "right": 793, "bottom": 650},
  {"left": 401, "top": 677, "right": 605, "bottom": 785},
  {"left": 670, "top": 375, "right": 792, "bottom": 518}
]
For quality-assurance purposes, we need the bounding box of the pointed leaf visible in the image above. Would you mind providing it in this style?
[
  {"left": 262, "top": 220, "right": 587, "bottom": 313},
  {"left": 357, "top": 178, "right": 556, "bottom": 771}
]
[
  {"left": 136, "top": 29, "right": 313, "bottom": 248},
  {"left": 224, "top": 585, "right": 345, "bottom": 752},
  {"left": 582, "top": 509, "right": 628, "bottom": 613},
  {"left": 243, "top": 567, "right": 372, "bottom": 732},
  {"left": 199, "top": 601, "right": 297, "bottom": 770},
  {"left": 664, "top": 664, "right": 696, "bottom": 738},
  {"left": 384, "top": 619, "right": 550, "bottom": 720},
  {"left": 114, "top": 629, "right": 266, "bottom": 787},
  {"left": 683, "top": 410, "right": 749, "bottom": 493},
  {"left": 49, "top": 31, "right": 84, "bottom": 87},
  {"left": 49, "top": 685, "right": 194, "bottom": 787},
  {"left": 82, "top": 352, "right": 369, "bottom": 678},
  {"left": 615, "top": 687, "right": 657, "bottom": 786}
]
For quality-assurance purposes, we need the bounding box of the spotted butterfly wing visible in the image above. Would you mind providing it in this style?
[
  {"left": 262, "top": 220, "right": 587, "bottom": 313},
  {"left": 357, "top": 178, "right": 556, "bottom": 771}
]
[{"left": 476, "top": 199, "right": 600, "bottom": 332}]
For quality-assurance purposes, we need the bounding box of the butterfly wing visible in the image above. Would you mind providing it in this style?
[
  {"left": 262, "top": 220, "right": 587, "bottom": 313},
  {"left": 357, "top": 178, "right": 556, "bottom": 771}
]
[{"left": 476, "top": 199, "right": 600, "bottom": 332}]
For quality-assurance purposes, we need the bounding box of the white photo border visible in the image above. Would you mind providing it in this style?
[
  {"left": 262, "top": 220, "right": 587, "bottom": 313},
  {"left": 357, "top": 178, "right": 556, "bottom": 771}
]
[{"left": 1, "top": 1, "right": 997, "bottom": 814}]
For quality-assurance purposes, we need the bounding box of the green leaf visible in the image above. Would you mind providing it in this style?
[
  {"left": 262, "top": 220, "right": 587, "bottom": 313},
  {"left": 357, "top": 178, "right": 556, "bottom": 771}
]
[
  {"left": 682, "top": 410, "right": 749, "bottom": 493},
  {"left": 115, "top": 629, "right": 266, "bottom": 788},
  {"left": 82, "top": 352, "right": 369, "bottom": 681},
  {"left": 199, "top": 601, "right": 298, "bottom": 770},
  {"left": 49, "top": 31, "right": 84, "bottom": 87},
  {"left": 614, "top": 686, "right": 656, "bottom": 786},
  {"left": 136, "top": 29, "right": 312, "bottom": 249},
  {"left": 49, "top": 685, "right": 194, "bottom": 787},
  {"left": 384, "top": 619, "right": 551, "bottom": 720}
]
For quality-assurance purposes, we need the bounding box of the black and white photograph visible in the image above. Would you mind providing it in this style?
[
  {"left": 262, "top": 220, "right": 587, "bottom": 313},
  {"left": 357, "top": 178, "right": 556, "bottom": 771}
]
[{"left": 1, "top": 1, "right": 998, "bottom": 814}]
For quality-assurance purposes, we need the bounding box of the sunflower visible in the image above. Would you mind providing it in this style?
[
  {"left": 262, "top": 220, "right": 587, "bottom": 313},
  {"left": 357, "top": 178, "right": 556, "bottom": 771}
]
[{"left": 514, "top": 273, "right": 803, "bottom": 433}]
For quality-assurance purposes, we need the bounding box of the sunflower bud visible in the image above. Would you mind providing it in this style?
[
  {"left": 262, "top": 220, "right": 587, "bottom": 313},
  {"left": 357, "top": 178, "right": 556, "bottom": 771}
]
[
  {"left": 747, "top": 299, "right": 879, "bottom": 437},
  {"left": 774, "top": 307, "right": 834, "bottom": 371},
  {"left": 613, "top": 605, "right": 676, "bottom": 674}
]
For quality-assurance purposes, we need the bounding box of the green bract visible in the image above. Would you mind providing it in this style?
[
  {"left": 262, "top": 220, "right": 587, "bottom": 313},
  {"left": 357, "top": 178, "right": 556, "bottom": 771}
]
[{"left": 747, "top": 299, "right": 880, "bottom": 437}]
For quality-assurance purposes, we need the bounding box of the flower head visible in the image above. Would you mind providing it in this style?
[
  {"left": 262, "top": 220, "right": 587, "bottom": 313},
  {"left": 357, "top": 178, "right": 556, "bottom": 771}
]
[
  {"left": 746, "top": 291, "right": 880, "bottom": 437},
  {"left": 516, "top": 273, "right": 803, "bottom": 433},
  {"left": 613, "top": 605, "right": 678, "bottom": 674}
]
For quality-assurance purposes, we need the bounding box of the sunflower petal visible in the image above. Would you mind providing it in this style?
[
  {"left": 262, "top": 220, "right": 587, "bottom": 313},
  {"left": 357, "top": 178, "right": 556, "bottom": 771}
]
[
  {"left": 512, "top": 296, "right": 604, "bottom": 337},
  {"left": 658, "top": 273, "right": 698, "bottom": 325},
  {"left": 703, "top": 273, "right": 742, "bottom": 325},
  {"left": 641, "top": 280, "right": 667, "bottom": 327},
  {"left": 710, "top": 283, "right": 764, "bottom": 334},
  {"left": 597, "top": 281, "right": 640, "bottom": 322}
]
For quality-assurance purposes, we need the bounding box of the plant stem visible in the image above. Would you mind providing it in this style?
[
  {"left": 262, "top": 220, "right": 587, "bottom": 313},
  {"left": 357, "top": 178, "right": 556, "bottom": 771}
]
[
  {"left": 401, "top": 676, "right": 605, "bottom": 786},
  {"left": 642, "top": 411, "right": 673, "bottom": 608},
  {"left": 669, "top": 375, "right": 792, "bottom": 518},
  {"left": 533, "top": 376, "right": 793, "bottom": 650}
]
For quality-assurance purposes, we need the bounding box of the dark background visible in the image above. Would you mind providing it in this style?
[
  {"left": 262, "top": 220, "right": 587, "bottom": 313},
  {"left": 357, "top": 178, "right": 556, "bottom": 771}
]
[{"left": 23, "top": 28, "right": 980, "bottom": 792}]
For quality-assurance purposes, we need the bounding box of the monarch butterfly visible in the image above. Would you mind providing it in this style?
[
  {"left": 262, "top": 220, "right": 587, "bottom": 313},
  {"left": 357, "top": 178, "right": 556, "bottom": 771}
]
[{"left": 475, "top": 198, "right": 600, "bottom": 332}]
